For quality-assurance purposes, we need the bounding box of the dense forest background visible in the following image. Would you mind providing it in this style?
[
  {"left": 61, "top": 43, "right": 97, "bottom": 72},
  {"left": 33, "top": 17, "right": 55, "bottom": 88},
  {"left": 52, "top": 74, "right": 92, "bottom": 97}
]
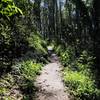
[{"left": 0, "top": 0, "right": 100, "bottom": 100}]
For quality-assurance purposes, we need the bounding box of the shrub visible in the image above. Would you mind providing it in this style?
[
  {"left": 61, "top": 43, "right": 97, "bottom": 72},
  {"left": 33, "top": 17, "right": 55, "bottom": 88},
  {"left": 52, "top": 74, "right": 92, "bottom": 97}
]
[
  {"left": 63, "top": 68, "right": 99, "bottom": 100},
  {"left": 19, "top": 60, "right": 42, "bottom": 80},
  {"left": 55, "top": 45, "right": 63, "bottom": 55},
  {"left": 59, "top": 47, "right": 100, "bottom": 99},
  {"left": 59, "top": 46, "right": 75, "bottom": 66},
  {"left": 77, "top": 51, "right": 94, "bottom": 67},
  {"left": 10, "top": 60, "right": 42, "bottom": 98},
  {"left": 28, "top": 33, "right": 47, "bottom": 54},
  {"left": 0, "top": 87, "right": 9, "bottom": 96},
  {"left": 75, "top": 50, "right": 95, "bottom": 76}
]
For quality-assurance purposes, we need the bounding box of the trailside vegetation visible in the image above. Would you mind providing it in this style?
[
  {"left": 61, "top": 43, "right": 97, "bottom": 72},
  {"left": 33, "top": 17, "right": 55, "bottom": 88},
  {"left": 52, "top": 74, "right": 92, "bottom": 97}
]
[{"left": 0, "top": 0, "right": 100, "bottom": 100}]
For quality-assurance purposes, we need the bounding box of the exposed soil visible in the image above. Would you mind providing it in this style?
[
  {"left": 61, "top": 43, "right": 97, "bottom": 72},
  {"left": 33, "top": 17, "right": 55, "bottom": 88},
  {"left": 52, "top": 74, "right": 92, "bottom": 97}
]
[{"left": 35, "top": 54, "right": 70, "bottom": 100}]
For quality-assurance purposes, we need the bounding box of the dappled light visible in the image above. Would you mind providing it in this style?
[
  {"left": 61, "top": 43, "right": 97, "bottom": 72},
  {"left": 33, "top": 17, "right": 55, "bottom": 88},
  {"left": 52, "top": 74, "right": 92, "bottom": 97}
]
[{"left": 0, "top": 0, "right": 100, "bottom": 100}]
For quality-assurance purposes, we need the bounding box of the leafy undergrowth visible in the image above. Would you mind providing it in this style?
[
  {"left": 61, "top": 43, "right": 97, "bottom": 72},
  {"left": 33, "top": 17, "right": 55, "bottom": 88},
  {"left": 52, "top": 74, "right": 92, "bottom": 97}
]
[
  {"left": 63, "top": 68, "right": 100, "bottom": 100},
  {"left": 55, "top": 45, "right": 100, "bottom": 100},
  {"left": 0, "top": 60, "right": 43, "bottom": 100},
  {"left": 0, "top": 32, "right": 48, "bottom": 100}
]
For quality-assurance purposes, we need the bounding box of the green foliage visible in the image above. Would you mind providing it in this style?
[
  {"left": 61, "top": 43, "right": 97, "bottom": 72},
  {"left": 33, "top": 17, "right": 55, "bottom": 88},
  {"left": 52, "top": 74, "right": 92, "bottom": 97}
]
[
  {"left": 60, "top": 51, "right": 70, "bottom": 66},
  {"left": 0, "top": 87, "right": 9, "bottom": 95},
  {"left": 0, "top": 60, "right": 43, "bottom": 99},
  {"left": 0, "top": 24, "right": 11, "bottom": 45},
  {"left": 0, "top": 0, "right": 23, "bottom": 71},
  {"left": 55, "top": 45, "right": 63, "bottom": 55},
  {"left": 63, "top": 68, "right": 99, "bottom": 100},
  {"left": 19, "top": 60, "right": 42, "bottom": 80},
  {"left": 28, "top": 33, "right": 47, "bottom": 54},
  {"left": 58, "top": 45, "right": 99, "bottom": 99},
  {"left": 59, "top": 46, "right": 75, "bottom": 66},
  {"left": 0, "top": 74, "right": 15, "bottom": 99},
  {"left": 76, "top": 50, "right": 95, "bottom": 76},
  {"left": 0, "top": 0, "right": 23, "bottom": 16},
  {"left": 0, "top": 96, "right": 14, "bottom": 100},
  {"left": 16, "top": 60, "right": 43, "bottom": 99},
  {"left": 0, "top": 74, "right": 15, "bottom": 88},
  {"left": 78, "top": 51, "right": 94, "bottom": 65},
  {"left": 0, "top": 0, "right": 47, "bottom": 72}
]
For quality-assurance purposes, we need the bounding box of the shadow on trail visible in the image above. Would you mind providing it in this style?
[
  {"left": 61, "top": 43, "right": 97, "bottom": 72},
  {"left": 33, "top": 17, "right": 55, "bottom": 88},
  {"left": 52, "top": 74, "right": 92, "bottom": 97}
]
[
  {"left": 49, "top": 53, "right": 59, "bottom": 63},
  {"left": 34, "top": 53, "right": 70, "bottom": 100}
]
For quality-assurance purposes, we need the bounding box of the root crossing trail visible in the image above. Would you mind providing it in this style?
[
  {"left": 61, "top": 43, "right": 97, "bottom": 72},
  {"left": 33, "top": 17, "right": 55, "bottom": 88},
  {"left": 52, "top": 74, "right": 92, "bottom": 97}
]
[{"left": 35, "top": 54, "right": 70, "bottom": 100}]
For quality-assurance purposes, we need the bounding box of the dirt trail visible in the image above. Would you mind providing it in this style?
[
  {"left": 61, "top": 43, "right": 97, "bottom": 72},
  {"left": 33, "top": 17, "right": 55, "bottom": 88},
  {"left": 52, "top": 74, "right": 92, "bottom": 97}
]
[{"left": 35, "top": 54, "right": 70, "bottom": 100}]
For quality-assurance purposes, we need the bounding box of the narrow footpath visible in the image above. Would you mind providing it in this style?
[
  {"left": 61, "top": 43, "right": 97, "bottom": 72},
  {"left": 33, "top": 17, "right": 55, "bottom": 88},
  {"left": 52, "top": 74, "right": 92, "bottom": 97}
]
[{"left": 35, "top": 54, "right": 70, "bottom": 100}]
